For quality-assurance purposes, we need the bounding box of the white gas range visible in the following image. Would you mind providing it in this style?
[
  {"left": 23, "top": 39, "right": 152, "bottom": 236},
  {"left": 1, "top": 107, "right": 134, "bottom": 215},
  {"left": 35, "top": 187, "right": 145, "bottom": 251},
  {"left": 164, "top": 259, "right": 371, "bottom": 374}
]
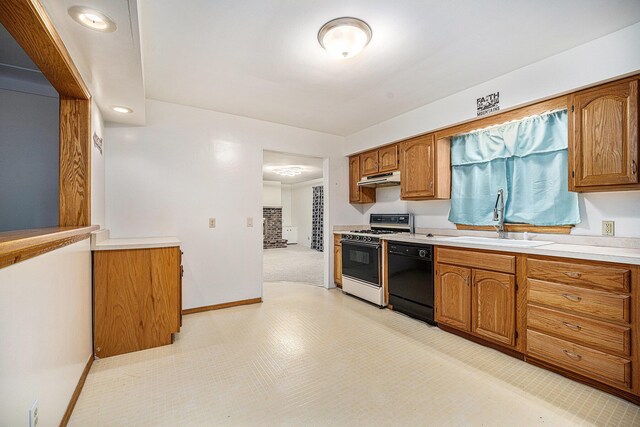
[{"left": 341, "top": 214, "right": 414, "bottom": 306}]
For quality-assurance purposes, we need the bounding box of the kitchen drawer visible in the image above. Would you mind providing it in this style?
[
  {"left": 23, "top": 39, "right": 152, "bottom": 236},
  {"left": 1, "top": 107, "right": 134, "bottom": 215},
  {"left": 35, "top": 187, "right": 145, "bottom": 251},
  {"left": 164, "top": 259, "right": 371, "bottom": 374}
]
[
  {"left": 436, "top": 248, "right": 515, "bottom": 274},
  {"left": 527, "top": 305, "right": 631, "bottom": 356},
  {"left": 528, "top": 279, "right": 630, "bottom": 323},
  {"left": 527, "top": 258, "right": 630, "bottom": 292},
  {"left": 527, "top": 329, "right": 632, "bottom": 390}
]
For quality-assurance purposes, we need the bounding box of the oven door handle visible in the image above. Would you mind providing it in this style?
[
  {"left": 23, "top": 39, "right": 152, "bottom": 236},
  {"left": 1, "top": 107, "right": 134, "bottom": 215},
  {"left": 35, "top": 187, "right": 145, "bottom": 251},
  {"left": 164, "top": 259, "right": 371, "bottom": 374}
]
[{"left": 341, "top": 240, "right": 382, "bottom": 249}]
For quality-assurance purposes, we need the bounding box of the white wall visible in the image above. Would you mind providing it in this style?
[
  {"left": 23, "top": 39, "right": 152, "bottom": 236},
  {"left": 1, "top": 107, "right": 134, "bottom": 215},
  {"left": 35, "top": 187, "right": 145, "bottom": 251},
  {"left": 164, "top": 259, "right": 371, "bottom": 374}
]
[
  {"left": 346, "top": 23, "right": 640, "bottom": 238},
  {"left": 290, "top": 178, "right": 323, "bottom": 248},
  {"left": 281, "top": 184, "right": 292, "bottom": 226},
  {"left": 91, "top": 99, "right": 106, "bottom": 228},
  {"left": 0, "top": 240, "right": 93, "bottom": 426},
  {"left": 262, "top": 180, "right": 282, "bottom": 207},
  {"left": 105, "top": 99, "right": 360, "bottom": 308}
]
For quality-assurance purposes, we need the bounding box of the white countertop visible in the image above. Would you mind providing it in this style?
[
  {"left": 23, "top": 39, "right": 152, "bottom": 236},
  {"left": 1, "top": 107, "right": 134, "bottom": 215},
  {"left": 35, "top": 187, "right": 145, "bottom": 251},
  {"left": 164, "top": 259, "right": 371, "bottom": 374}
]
[
  {"left": 91, "top": 230, "right": 181, "bottom": 251},
  {"left": 334, "top": 230, "right": 640, "bottom": 265}
]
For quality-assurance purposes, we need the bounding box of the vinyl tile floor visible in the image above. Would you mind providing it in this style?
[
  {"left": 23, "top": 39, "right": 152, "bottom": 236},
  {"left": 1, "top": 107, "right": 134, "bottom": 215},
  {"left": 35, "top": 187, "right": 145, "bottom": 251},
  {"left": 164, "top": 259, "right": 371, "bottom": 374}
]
[{"left": 70, "top": 282, "right": 640, "bottom": 426}]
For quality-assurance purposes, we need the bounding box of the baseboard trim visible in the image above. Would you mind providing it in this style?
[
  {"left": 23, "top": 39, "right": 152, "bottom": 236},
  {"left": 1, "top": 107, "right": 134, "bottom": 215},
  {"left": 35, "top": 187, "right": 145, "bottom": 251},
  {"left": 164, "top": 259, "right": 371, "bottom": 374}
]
[
  {"left": 60, "top": 354, "right": 94, "bottom": 426},
  {"left": 182, "top": 297, "right": 262, "bottom": 315}
]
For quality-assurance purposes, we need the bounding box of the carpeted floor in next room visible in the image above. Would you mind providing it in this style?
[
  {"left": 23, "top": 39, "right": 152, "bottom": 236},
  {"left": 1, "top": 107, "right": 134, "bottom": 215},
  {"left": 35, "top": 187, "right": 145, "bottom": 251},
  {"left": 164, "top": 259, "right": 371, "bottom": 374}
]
[{"left": 263, "top": 244, "right": 324, "bottom": 286}]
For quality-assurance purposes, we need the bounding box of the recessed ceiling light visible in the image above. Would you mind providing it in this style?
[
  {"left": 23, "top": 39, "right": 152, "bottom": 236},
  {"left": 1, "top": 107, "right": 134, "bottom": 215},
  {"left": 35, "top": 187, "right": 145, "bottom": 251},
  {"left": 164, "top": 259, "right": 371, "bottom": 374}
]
[
  {"left": 68, "top": 6, "right": 117, "bottom": 32},
  {"left": 274, "top": 167, "right": 303, "bottom": 177},
  {"left": 318, "top": 17, "right": 372, "bottom": 59},
  {"left": 111, "top": 106, "right": 133, "bottom": 114}
]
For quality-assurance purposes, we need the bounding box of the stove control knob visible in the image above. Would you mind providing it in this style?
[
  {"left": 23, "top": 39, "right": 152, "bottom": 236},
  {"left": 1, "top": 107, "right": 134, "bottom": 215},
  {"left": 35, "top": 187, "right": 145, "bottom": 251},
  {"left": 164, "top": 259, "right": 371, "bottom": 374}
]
[
  {"left": 419, "top": 249, "right": 427, "bottom": 257},
  {"left": 365, "top": 236, "right": 371, "bottom": 242},
  {"left": 354, "top": 235, "right": 360, "bottom": 240}
]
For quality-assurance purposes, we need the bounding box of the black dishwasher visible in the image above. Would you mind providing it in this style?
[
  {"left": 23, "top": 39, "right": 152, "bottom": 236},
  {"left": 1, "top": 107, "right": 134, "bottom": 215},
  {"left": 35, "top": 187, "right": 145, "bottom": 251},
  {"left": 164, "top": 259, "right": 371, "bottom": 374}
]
[{"left": 387, "top": 242, "right": 435, "bottom": 325}]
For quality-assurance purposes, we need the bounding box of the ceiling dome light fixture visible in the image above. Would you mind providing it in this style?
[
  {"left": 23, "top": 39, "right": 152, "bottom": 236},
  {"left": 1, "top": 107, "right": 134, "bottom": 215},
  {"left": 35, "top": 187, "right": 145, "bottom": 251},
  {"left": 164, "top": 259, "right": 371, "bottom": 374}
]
[
  {"left": 318, "top": 17, "right": 372, "bottom": 59},
  {"left": 274, "top": 167, "right": 303, "bottom": 177},
  {"left": 111, "top": 106, "right": 133, "bottom": 114},
  {"left": 68, "top": 6, "right": 117, "bottom": 32}
]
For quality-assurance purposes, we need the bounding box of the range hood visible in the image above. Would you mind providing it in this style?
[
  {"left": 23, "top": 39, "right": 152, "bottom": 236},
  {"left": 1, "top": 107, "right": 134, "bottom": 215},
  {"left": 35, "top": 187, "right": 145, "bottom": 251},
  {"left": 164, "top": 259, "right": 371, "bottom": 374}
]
[{"left": 357, "top": 171, "right": 401, "bottom": 187}]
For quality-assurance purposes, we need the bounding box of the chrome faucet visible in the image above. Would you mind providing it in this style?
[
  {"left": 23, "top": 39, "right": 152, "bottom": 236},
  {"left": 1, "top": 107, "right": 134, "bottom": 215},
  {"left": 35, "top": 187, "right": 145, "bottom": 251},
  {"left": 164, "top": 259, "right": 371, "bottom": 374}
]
[{"left": 493, "top": 189, "right": 506, "bottom": 239}]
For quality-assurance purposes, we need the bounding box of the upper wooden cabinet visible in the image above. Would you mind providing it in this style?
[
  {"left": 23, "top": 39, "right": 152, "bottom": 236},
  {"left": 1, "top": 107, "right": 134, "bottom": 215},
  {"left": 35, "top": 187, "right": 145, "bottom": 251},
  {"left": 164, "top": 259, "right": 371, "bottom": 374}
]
[
  {"left": 360, "top": 144, "right": 399, "bottom": 177},
  {"left": 400, "top": 134, "right": 450, "bottom": 200},
  {"left": 569, "top": 78, "right": 639, "bottom": 192},
  {"left": 349, "top": 155, "right": 376, "bottom": 204}
]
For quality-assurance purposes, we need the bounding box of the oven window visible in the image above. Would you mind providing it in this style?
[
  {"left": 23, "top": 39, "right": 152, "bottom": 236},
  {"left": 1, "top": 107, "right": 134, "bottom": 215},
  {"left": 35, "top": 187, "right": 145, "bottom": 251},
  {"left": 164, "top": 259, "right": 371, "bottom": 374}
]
[{"left": 341, "top": 242, "right": 380, "bottom": 286}]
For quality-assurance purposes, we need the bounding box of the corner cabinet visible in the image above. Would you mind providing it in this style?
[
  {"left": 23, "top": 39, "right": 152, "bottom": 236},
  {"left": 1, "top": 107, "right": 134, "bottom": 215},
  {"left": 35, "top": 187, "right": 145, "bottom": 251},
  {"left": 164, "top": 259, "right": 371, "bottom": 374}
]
[
  {"left": 349, "top": 155, "right": 376, "bottom": 204},
  {"left": 569, "top": 78, "right": 639, "bottom": 192},
  {"left": 400, "top": 133, "right": 450, "bottom": 200}
]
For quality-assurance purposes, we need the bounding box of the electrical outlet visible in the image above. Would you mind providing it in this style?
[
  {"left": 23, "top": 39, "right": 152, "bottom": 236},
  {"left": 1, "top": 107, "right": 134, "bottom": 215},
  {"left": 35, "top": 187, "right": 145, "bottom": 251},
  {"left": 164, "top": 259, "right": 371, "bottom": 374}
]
[
  {"left": 602, "top": 220, "right": 615, "bottom": 236},
  {"left": 247, "top": 217, "right": 253, "bottom": 227},
  {"left": 29, "top": 400, "right": 38, "bottom": 427},
  {"left": 208, "top": 218, "right": 216, "bottom": 228}
]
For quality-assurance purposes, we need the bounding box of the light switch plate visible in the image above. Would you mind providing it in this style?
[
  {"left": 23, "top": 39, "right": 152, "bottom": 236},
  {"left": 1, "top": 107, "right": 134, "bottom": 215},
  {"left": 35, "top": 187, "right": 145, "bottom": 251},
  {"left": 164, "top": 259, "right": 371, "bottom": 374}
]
[
  {"left": 247, "top": 217, "right": 253, "bottom": 227},
  {"left": 29, "top": 400, "right": 38, "bottom": 427},
  {"left": 209, "top": 218, "right": 216, "bottom": 228},
  {"left": 602, "top": 220, "right": 615, "bottom": 236}
]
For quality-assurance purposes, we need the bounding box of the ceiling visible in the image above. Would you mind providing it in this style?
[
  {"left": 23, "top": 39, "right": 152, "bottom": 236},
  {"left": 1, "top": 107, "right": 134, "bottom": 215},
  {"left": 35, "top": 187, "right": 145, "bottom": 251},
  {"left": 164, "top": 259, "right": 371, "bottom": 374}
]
[
  {"left": 141, "top": 0, "right": 640, "bottom": 135},
  {"left": 263, "top": 151, "right": 323, "bottom": 184},
  {"left": 39, "top": 0, "right": 146, "bottom": 125}
]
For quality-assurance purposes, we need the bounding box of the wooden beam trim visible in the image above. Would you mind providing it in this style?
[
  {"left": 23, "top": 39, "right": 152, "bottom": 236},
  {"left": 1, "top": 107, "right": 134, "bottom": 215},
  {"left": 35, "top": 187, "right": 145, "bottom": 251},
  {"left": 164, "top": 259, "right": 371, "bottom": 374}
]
[
  {"left": 455, "top": 224, "right": 573, "bottom": 234},
  {"left": 0, "top": 225, "right": 98, "bottom": 269},
  {"left": 59, "top": 97, "right": 91, "bottom": 227},
  {"left": 59, "top": 354, "right": 93, "bottom": 427},
  {"left": 182, "top": 298, "right": 262, "bottom": 315},
  {"left": 0, "top": 0, "right": 90, "bottom": 99}
]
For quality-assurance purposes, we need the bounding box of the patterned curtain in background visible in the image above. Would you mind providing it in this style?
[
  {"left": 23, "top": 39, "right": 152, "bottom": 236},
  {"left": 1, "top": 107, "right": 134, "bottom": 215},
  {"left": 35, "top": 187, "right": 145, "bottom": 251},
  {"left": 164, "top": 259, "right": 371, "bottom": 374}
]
[{"left": 311, "top": 185, "right": 324, "bottom": 252}]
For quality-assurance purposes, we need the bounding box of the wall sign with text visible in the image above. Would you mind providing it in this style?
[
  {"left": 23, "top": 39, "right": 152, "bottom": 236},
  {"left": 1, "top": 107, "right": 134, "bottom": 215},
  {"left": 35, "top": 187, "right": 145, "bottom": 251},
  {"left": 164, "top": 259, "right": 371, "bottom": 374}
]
[
  {"left": 477, "top": 92, "right": 500, "bottom": 116},
  {"left": 93, "top": 132, "right": 103, "bottom": 155}
]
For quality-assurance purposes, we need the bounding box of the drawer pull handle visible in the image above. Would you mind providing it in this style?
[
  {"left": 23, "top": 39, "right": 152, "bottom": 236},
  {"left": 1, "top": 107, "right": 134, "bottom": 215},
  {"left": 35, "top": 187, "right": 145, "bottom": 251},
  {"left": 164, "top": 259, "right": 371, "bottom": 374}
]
[
  {"left": 562, "top": 294, "right": 582, "bottom": 302},
  {"left": 563, "top": 271, "right": 582, "bottom": 279},
  {"left": 562, "top": 322, "right": 582, "bottom": 331},
  {"left": 563, "top": 349, "right": 582, "bottom": 361}
]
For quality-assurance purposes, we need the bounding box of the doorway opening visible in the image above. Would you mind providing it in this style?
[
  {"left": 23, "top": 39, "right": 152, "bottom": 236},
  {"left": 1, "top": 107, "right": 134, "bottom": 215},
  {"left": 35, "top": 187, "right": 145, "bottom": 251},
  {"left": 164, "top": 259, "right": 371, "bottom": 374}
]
[{"left": 262, "top": 150, "right": 325, "bottom": 287}]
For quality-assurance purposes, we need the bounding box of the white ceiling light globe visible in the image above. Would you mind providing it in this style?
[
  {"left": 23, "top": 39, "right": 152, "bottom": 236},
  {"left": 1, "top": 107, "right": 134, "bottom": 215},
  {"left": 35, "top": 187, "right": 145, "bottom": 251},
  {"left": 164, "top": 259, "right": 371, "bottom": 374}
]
[{"left": 318, "top": 17, "right": 372, "bottom": 59}]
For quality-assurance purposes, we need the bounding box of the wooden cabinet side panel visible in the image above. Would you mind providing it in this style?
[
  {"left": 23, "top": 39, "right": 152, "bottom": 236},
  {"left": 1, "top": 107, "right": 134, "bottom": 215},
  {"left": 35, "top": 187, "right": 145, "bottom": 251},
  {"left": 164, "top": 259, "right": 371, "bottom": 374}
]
[
  {"left": 472, "top": 269, "right": 516, "bottom": 347},
  {"left": 150, "top": 247, "right": 181, "bottom": 335},
  {"left": 334, "top": 235, "right": 342, "bottom": 287}
]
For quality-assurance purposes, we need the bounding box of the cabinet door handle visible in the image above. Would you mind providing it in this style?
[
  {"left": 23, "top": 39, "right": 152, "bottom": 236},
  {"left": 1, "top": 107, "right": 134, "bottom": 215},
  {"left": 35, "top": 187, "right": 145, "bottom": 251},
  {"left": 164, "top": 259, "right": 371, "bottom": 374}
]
[
  {"left": 632, "top": 160, "right": 637, "bottom": 175},
  {"left": 465, "top": 276, "right": 469, "bottom": 286},
  {"left": 562, "top": 293, "right": 582, "bottom": 302},
  {"left": 562, "top": 322, "right": 582, "bottom": 331},
  {"left": 563, "top": 349, "right": 582, "bottom": 361},
  {"left": 563, "top": 271, "right": 582, "bottom": 279}
]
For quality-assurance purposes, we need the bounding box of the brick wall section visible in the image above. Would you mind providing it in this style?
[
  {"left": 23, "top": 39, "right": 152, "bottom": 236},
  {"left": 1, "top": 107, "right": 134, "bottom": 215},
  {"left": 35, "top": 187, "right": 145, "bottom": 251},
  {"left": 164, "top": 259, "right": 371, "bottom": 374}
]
[{"left": 263, "top": 207, "right": 287, "bottom": 249}]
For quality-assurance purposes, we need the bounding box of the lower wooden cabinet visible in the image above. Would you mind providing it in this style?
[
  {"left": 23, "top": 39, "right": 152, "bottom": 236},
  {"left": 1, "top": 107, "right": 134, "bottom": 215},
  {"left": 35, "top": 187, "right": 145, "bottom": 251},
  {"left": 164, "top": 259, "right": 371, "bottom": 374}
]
[
  {"left": 525, "top": 256, "right": 637, "bottom": 397},
  {"left": 435, "top": 248, "right": 517, "bottom": 348},
  {"left": 472, "top": 269, "right": 516, "bottom": 347},
  {"left": 435, "top": 264, "right": 470, "bottom": 331},
  {"left": 93, "top": 246, "right": 182, "bottom": 358},
  {"left": 334, "top": 234, "right": 342, "bottom": 287}
]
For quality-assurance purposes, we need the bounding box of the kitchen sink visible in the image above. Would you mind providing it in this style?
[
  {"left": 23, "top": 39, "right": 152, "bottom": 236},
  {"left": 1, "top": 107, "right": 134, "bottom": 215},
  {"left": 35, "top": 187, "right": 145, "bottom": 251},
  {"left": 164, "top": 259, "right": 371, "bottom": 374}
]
[{"left": 443, "top": 236, "right": 554, "bottom": 248}]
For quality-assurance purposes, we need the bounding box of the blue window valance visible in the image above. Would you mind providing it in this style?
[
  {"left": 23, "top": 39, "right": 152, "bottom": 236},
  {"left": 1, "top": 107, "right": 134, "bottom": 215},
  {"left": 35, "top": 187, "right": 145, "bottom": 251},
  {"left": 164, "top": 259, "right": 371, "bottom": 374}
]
[{"left": 448, "top": 110, "right": 580, "bottom": 227}]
